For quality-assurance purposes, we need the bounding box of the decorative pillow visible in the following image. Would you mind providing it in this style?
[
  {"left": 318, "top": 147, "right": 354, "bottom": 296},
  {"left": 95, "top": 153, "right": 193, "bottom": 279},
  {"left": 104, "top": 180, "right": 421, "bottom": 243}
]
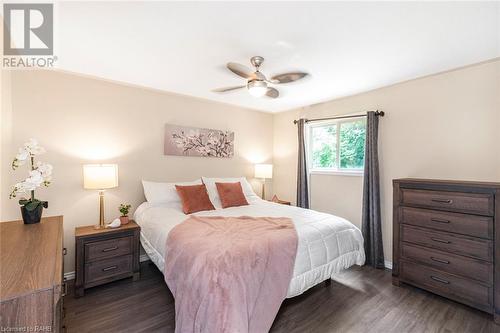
[
  {"left": 142, "top": 179, "right": 202, "bottom": 208},
  {"left": 216, "top": 182, "right": 249, "bottom": 208},
  {"left": 175, "top": 184, "right": 215, "bottom": 214},
  {"left": 202, "top": 177, "right": 259, "bottom": 208}
]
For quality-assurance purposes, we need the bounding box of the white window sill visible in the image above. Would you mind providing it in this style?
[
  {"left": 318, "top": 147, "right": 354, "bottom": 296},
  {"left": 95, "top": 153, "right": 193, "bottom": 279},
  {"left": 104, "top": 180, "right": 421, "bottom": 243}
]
[{"left": 309, "top": 169, "right": 364, "bottom": 177}]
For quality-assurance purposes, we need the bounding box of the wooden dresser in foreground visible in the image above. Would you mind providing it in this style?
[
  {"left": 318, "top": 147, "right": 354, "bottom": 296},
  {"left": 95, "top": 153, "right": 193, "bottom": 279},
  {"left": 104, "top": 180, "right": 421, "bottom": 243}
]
[
  {"left": 0, "top": 216, "right": 65, "bottom": 332},
  {"left": 74, "top": 221, "right": 140, "bottom": 297},
  {"left": 393, "top": 179, "right": 500, "bottom": 323}
]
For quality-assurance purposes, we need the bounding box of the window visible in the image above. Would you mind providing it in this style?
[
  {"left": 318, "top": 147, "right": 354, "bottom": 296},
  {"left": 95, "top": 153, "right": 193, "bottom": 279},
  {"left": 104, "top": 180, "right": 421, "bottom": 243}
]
[{"left": 308, "top": 118, "right": 366, "bottom": 174}]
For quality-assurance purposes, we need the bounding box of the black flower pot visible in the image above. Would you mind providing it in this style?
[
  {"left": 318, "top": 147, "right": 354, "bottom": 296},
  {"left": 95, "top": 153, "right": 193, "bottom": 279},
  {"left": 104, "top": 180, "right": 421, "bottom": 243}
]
[{"left": 21, "top": 205, "right": 44, "bottom": 224}]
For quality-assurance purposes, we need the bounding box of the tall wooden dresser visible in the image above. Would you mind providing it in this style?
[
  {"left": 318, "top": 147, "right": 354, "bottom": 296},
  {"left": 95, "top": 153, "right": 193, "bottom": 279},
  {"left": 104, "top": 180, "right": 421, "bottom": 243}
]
[
  {"left": 0, "top": 216, "right": 65, "bottom": 332},
  {"left": 393, "top": 179, "right": 500, "bottom": 323}
]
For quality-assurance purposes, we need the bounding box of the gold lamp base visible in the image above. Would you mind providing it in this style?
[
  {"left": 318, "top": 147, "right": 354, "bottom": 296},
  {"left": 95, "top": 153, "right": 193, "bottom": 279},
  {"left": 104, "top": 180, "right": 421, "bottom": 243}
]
[{"left": 94, "top": 190, "right": 106, "bottom": 229}]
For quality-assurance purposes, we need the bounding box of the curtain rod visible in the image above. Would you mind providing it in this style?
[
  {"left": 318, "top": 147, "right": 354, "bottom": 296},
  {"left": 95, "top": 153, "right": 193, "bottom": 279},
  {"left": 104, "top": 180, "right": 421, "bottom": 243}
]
[{"left": 293, "top": 110, "right": 385, "bottom": 124}]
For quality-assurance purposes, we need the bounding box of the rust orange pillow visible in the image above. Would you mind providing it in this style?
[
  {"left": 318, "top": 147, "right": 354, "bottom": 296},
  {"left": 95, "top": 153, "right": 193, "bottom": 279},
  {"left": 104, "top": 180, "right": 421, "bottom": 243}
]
[
  {"left": 215, "top": 182, "right": 249, "bottom": 208},
  {"left": 175, "top": 184, "right": 215, "bottom": 214}
]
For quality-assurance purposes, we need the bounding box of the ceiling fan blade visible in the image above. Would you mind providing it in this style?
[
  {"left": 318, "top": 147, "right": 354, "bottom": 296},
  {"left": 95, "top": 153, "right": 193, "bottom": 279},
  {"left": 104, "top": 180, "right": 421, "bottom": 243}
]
[
  {"left": 266, "top": 87, "right": 279, "bottom": 98},
  {"left": 212, "top": 85, "right": 245, "bottom": 93},
  {"left": 227, "top": 62, "right": 256, "bottom": 79},
  {"left": 270, "top": 72, "right": 309, "bottom": 84}
]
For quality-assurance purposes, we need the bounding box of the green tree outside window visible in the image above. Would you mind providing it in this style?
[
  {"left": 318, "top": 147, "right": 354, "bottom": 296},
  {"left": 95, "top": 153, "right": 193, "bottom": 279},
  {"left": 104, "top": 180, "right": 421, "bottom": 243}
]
[{"left": 310, "top": 119, "right": 366, "bottom": 170}]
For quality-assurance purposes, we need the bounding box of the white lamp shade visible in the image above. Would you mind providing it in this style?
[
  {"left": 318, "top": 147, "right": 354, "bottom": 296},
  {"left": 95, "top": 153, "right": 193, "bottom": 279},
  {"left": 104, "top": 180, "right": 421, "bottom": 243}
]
[
  {"left": 254, "top": 164, "right": 273, "bottom": 179},
  {"left": 83, "top": 164, "right": 119, "bottom": 189}
]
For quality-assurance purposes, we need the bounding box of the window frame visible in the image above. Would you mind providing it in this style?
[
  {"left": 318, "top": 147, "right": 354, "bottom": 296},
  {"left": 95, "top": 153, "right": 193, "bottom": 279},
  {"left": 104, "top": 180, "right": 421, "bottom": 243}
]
[{"left": 306, "top": 118, "right": 366, "bottom": 176}]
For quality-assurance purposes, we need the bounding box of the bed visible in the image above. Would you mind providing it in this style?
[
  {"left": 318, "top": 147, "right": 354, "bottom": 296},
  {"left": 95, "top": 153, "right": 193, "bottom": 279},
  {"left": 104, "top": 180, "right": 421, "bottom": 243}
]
[{"left": 134, "top": 194, "right": 365, "bottom": 298}]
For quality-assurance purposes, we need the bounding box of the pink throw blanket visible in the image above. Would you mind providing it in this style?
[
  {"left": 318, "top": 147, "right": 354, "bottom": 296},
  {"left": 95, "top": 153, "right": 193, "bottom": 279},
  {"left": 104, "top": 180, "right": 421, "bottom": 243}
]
[{"left": 165, "top": 216, "right": 298, "bottom": 333}]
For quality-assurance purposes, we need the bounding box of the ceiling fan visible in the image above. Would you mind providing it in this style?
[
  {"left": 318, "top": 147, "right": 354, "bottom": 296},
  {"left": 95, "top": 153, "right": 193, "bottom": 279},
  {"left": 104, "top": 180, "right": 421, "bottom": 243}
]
[{"left": 212, "top": 56, "right": 309, "bottom": 99}]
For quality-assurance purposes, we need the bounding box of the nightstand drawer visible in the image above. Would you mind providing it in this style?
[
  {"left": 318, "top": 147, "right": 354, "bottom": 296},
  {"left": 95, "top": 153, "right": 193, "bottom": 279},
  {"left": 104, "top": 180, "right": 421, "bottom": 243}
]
[
  {"left": 85, "top": 255, "right": 133, "bottom": 284},
  {"left": 85, "top": 236, "right": 132, "bottom": 262}
]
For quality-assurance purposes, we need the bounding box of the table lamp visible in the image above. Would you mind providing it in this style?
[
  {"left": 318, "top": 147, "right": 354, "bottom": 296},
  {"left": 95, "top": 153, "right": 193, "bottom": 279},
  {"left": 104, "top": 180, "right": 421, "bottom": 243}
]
[
  {"left": 254, "top": 164, "right": 273, "bottom": 199},
  {"left": 83, "top": 164, "right": 118, "bottom": 229}
]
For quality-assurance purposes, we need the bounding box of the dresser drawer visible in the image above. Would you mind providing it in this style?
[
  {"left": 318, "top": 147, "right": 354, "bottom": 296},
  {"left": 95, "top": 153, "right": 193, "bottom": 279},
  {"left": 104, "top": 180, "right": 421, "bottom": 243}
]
[
  {"left": 401, "top": 189, "right": 494, "bottom": 216},
  {"left": 401, "top": 207, "right": 493, "bottom": 239},
  {"left": 85, "top": 236, "right": 132, "bottom": 262},
  {"left": 85, "top": 255, "right": 133, "bottom": 284},
  {"left": 400, "top": 261, "right": 492, "bottom": 312},
  {"left": 401, "top": 225, "right": 492, "bottom": 261},
  {"left": 401, "top": 243, "right": 492, "bottom": 284}
]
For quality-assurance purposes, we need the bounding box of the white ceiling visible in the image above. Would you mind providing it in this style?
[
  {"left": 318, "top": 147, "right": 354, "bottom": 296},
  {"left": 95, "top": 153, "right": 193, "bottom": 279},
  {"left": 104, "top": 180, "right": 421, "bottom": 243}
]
[{"left": 54, "top": 1, "right": 500, "bottom": 113}]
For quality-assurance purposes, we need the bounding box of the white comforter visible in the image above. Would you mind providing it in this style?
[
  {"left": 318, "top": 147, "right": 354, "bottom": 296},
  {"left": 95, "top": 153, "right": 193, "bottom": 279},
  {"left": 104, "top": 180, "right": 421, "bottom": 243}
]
[{"left": 134, "top": 199, "right": 365, "bottom": 298}]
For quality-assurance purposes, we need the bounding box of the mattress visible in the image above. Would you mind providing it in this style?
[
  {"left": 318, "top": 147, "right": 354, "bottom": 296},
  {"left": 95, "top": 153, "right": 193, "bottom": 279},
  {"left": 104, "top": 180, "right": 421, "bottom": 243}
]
[{"left": 134, "top": 199, "right": 365, "bottom": 298}]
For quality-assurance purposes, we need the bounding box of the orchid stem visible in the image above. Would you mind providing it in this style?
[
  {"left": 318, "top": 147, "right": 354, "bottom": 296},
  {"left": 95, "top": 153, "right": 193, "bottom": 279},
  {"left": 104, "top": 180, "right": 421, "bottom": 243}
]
[{"left": 30, "top": 156, "right": 35, "bottom": 201}]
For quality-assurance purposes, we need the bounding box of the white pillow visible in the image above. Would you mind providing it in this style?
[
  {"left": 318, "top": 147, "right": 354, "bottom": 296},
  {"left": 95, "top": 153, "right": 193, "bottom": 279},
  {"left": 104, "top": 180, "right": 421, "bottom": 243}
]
[
  {"left": 141, "top": 179, "right": 202, "bottom": 207},
  {"left": 202, "top": 177, "right": 259, "bottom": 208}
]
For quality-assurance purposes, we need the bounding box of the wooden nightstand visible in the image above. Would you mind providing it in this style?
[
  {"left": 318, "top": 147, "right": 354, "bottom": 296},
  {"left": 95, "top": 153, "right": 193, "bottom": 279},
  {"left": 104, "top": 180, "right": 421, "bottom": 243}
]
[{"left": 74, "top": 221, "right": 140, "bottom": 297}]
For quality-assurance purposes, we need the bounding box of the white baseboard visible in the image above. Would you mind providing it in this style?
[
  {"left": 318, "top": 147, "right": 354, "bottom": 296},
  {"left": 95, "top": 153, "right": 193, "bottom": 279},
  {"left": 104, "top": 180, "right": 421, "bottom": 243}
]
[
  {"left": 63, "top": 254, "right": 151, "bottom": 281},
  {"left": 384, "top": 260, "right": 393, "bottom": 270}
]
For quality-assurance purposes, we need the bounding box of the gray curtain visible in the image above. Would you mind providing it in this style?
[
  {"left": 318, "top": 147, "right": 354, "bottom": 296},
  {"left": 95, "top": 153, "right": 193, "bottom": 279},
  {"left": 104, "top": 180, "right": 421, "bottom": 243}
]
[
  {"left": 296, "top": 119, "right": 309, "bottom": 208},
  {"left": 361, "top": 111, "right": 385, "bottom": 268}
]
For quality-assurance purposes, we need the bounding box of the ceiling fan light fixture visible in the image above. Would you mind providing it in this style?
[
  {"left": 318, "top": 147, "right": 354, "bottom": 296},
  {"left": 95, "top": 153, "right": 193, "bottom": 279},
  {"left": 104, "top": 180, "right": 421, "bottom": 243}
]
[
  {"left": 247, "top": 80, "right": 268, "bottom": 97},
  {"left": 213, "top": 56, "right": 309, "bottom": 99}
]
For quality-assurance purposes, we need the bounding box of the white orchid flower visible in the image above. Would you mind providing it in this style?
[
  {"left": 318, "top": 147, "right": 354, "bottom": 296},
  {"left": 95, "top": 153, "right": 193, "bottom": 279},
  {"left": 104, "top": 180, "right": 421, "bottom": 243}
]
[
  {"left": 36, "top": 162, "right": 53, "bottom": 177},
  {"left": 23, "top": 138, "right": 46, "bottom": 155},
  {"left": 10, "top": 139, "right": 52, "bottom": 203},
  {"left": 24, "top": 170, "right": 44, "bottom": 187},
  {"left": 16, "top": 148, "right": 29, "bottom": 161},
  {"left": 12, "top": 181, "right": 35, "bottom": 194}
]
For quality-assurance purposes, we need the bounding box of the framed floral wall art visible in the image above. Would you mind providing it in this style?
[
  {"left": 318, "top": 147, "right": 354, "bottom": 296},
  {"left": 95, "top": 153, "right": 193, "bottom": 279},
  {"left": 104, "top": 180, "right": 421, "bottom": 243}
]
[{"left": 164, "top": 124, "right": 234, "bottom": 158}]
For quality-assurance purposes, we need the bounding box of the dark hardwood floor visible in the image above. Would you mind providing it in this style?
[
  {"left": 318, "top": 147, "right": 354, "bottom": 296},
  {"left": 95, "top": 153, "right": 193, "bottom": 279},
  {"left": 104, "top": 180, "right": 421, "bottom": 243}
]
[{"left": 64, "top": 261, "right": 499, "bottom": 333}]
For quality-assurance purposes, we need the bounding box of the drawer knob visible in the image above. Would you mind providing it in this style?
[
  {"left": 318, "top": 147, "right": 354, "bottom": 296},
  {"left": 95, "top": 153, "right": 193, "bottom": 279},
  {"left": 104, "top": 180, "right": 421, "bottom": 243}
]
[
  {"left": 430, "top": 257, "right": 450, "bottom": 264},
  {"left": 430, "top": 275, "right": 450, "bottom": 284},
  {"left": 102, "top": 246, "right": 118, "bottom": 252},
  {"left": 430, "top": 237, "right": 451, "bottom": 244},
  {"left": 430, "top": 218, "right": 450, "bottom": 224},
  {"left": 102, "top": 265, "right": 118, "bottom": 272},
  {"left": 431, "top": 198, "right": 453, "bottom": 204}
]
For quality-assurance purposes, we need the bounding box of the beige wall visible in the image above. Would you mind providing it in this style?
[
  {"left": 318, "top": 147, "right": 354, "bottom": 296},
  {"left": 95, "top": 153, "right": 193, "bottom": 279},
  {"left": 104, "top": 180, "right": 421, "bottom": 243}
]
[
  {"left": 0, "top": 70, "right": 274, "bottom": 273},
  {"left": 273, "top": 59, "right": 500, "bottom": 265},
  {"left": 2, "top": 60, "right": 499, "bottom": 273}
]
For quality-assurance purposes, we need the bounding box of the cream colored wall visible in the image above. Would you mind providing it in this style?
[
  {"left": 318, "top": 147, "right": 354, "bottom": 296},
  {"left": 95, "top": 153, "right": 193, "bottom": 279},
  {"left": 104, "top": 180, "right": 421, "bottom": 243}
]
[
  {"left": 0, "top": 70, "right": 274, "bottom": 273},
  {"left": 2, "top": 60, "right": 499, "bottom": 272},
  {"left": 273, "top": 60, "right": 500, "bottom": 264},
  {"left": 272, "top": 109, "right": 299, "bottom": 203}
]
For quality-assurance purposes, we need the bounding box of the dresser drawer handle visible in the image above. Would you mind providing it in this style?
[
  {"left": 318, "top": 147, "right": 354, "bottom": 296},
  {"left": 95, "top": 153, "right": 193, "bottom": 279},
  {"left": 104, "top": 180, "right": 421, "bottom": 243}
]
[
  {"left": 102, "top": 265, "right": 118, "bottom": 272},
  {"left": 102, "top": 246, "right": 118, "bottom": 252},
  {"left": 430, "top": 257, "right": 450, "bottom": 264},
  {"left": 430, "top": 276, "right": 450, "bottom": 284},
  {"left": 430, "top": 218, "right": 450, "bottom": 224},
  {"left": 431, "top": 198, "right": 453, "bottom": 204},
  {"left": 430, "top": 237, "right": 451, "bottom": 244},
  {"left": 63, "top": 247, "right": 67, "bottom": 255}
]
